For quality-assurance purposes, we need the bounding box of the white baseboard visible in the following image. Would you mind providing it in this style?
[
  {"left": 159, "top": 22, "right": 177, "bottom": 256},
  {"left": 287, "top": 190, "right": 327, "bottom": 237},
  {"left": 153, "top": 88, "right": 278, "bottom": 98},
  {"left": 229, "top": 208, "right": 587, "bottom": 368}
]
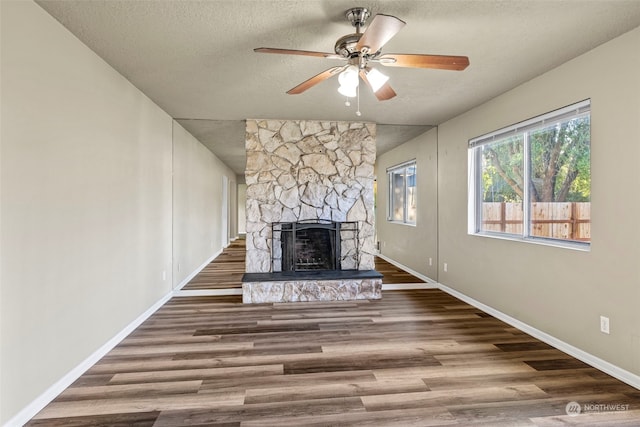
[
  {"left": 437, "top": 282, "right": 640, "bottom": 390},
  {"left": 173, "top": 249, "right": 223, "bottom": 291},
  {"left": 175, "top": 288, "right": 243, "bottom": 297},
  {"left": 4, "top": 290, "right": 173, "bottom": 427},
  {"left": 382, "top": 283, "right": 437, "bottom": 290},
  {"left": 376, "top": 254, "right": 437, "bottom": 290},
  {"left": 5, "top": 248, "right": 226, "bottom": 427},
  {"left": 376, "top": 253, "right": 438, "bottom": 284},
  {"left": 378, "top": 253, "right": 640, "bottom": 391}
]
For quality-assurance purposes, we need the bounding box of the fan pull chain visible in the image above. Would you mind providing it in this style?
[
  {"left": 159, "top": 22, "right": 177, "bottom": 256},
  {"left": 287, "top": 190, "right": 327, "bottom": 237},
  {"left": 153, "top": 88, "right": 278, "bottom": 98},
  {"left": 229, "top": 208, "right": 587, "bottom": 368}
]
[{"left": 356, "top": 82, "right": 362, "bottom": 116}]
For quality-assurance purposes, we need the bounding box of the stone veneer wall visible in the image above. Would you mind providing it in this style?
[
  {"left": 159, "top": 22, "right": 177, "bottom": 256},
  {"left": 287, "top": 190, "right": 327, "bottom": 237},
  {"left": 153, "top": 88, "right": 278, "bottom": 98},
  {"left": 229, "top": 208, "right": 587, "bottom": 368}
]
[{"left": 245, "top": 120, "right": 376, "bottom": 273}]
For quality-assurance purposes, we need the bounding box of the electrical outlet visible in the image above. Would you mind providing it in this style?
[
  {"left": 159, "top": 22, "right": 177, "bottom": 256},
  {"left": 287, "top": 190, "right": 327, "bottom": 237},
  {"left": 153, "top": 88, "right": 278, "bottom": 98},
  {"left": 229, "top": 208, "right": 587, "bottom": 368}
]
[
  {"left": 600, "top": 316, "right": 610, "bottom": 334},
  {"left": 162, "top": 271, "right": 166, "bottom": 281},
  {"left": 429, "top": 257, "right": 433, "bottom": 266},
  {"left": 443, "top": 263, "right": 448, "bottom": 272}
]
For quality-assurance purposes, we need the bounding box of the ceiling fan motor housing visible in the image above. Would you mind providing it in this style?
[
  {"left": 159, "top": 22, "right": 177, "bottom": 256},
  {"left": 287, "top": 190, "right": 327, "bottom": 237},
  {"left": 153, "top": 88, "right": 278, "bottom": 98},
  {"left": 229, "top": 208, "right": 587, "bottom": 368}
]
[
  {"left": 334, "top": 33, "right": 362, "bottom": 58},
  {"left": 335, "top": 8, "right": 378, "bottom": 59}
]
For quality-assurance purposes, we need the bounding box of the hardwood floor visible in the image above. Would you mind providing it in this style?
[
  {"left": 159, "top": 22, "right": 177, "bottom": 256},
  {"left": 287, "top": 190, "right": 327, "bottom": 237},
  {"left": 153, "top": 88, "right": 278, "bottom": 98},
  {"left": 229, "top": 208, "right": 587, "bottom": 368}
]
[
  {"left": 182, "top": 240, "right": 246, "bottom": 290},
  {"left": 26, "top": 245, "right": 640, "bottom": 426},
  {"left": 374, "top": 257, "right": 425, "bottom": 284}
]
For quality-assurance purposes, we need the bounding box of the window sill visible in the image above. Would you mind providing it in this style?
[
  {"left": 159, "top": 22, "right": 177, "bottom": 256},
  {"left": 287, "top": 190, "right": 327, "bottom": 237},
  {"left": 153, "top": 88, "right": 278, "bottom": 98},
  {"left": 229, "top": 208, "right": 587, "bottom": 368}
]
[
  {"left": 387, "top": 220, "right": 417, "bottom": 227},
  {"left": 470, "top": 231, "right": 590, "bottom": 252}
]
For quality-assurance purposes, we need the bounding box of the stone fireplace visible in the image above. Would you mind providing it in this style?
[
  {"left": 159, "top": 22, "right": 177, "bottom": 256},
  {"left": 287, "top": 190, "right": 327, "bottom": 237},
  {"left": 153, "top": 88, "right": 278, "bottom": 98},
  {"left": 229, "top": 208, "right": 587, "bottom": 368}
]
[{"left": 242, "top": 119, "right": 382, "bottom": 303}]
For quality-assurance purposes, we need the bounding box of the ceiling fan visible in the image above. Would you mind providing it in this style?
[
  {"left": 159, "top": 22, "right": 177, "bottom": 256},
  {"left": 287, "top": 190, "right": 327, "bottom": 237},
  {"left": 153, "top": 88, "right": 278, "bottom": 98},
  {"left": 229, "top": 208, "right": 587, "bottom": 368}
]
[{"left": 254, "top": 7, "right": 469, "bottom": 103}]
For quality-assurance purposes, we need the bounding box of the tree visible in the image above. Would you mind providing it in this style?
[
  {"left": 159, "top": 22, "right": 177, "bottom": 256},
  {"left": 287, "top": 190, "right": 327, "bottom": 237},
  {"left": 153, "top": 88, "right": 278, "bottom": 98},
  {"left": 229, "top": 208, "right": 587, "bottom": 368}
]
[
  {"left": 483, "top": 136, "right": 524, "bottom": 202},
  {"left": 482, "top": 116, "right": 590, "bottom": 203}
]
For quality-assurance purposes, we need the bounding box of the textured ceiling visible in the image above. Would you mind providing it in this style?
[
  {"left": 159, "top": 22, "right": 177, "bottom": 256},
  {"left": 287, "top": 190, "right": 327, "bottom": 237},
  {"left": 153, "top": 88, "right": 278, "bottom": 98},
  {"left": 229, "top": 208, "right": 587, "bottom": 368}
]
[{"left": 36, "top": 0, "right": 640, "bottom": 175}]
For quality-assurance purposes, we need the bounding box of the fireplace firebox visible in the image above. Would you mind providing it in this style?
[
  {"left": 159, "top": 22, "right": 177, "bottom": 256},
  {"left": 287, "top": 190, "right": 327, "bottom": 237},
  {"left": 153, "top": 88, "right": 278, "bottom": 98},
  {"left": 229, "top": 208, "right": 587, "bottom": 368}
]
[{"left": 271, "top": 220, "right": 358, "bottom": 273}]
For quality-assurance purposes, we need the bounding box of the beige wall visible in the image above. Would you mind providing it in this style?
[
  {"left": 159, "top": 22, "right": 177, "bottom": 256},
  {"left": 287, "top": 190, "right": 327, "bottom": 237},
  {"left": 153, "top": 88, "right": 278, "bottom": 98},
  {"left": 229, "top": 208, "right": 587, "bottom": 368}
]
[
  {"left": 172, "top": 122, "right": 237, "bottom": 287},
  {"left": 0, "top": 2, "right": 237, "bottom": 423},
  {"left": 378, "top": 26, "right": 640, "bottom": 376},
  {"left": 0, "top": 1, "right": 173, "bottom": 420},
  {"left": 376, "top": 128, "right": 439, "bottom": 281}
]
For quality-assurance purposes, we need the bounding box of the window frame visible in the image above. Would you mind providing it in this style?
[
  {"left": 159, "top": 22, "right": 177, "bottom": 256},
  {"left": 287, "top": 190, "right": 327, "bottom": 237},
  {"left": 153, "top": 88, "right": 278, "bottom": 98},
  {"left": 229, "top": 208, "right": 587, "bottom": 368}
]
[
  {"left": 468, "top": 100, "right": 591, "bottom": 250},
  {"left": 387, "top": 159, "right": 417, "bottom": 226}
]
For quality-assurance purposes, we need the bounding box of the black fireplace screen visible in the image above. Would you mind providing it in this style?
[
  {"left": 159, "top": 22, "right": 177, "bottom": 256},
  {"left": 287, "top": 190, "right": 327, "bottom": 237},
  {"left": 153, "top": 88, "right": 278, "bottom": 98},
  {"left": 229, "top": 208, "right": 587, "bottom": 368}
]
[{"left": 271, "top": 220, "right": 358, "bottom": 272}]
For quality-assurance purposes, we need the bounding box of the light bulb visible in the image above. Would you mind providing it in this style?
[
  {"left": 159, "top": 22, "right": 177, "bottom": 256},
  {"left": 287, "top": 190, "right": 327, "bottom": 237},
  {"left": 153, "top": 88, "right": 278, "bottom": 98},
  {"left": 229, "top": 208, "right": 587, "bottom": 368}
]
[
  {"left": 337, "top": 65, "right": 359, "bottom": 98},
  {"left": 338, "top": 65, "right": 359, "bottom": 87},
  {"left": 338, "top": 84, "right": 357, "bottom": 98},
  {"left": 366, "top": 67, "right": 389, "bottom": 92}
]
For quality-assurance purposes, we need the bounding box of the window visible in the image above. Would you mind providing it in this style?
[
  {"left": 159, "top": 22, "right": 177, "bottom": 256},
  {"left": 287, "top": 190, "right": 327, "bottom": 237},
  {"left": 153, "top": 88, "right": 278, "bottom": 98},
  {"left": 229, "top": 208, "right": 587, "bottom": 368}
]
[
  {"left": 388, "top": 160, "right": 417, "bottom": 225},
  {"left": 468, "top": 100, "right": 591, "bottom": 248}
]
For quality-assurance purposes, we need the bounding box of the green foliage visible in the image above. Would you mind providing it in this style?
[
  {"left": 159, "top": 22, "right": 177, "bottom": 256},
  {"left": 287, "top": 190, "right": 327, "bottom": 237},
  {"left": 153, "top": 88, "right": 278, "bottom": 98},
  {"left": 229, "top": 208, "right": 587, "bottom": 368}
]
[
  {"left": 482, "top": 136, "right": 524, "bottom": 202},
  {"left": 481, "top": 116, "right": 590, "bottom": 203}
]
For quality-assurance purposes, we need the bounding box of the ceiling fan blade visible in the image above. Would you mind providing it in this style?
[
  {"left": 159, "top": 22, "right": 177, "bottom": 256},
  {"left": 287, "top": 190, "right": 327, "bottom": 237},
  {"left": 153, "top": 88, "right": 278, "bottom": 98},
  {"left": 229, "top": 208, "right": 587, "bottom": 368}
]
[
  {"left": 287, "top": 66, "right": 346, "bottom": 95},
  {"left": 378, "top": 53, "right": 469, "bottom": 70},
  {"left": 371, "top": 81, "right": 397, "bottom": 101},
  {"left": 356, "top": 14, "right": 406, "bottom": 54},
  {"left": 254, "top": 47, "right": 342, "bottom": 59},
  {"left": 359, "top": 69, "right": 397, "bottom": 101}
]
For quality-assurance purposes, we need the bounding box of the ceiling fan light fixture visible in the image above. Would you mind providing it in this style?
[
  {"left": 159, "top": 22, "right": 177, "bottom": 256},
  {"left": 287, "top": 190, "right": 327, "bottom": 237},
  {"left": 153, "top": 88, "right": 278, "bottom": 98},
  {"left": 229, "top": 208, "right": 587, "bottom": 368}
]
[
  {"left": 366, "top": 67, "right": 389, "bottom": 92},
  {"left": 338, "top": 83, "right": 357, "bottom": 98},
  {"left": 338, "top": 65, "right": 359, "bottom": 97},
  {"left": 338, "top": 65, "right": 359, "bottom": 87}
]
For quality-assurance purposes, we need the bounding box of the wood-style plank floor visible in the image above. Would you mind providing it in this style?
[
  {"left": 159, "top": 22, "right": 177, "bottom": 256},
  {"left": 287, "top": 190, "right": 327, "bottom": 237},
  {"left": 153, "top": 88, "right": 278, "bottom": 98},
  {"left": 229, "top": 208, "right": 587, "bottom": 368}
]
[
  {"left": 182, "top": 240, "right": 246, "bottom": 290},
  {"left": 182, "top": 238, "right": 425, "bottom": 290},
  {"left": 28, "top": 289, "right": 640, "bottom": 425},
  {"left": 374, "top": 257, "right": 425, "bottom": 284}
]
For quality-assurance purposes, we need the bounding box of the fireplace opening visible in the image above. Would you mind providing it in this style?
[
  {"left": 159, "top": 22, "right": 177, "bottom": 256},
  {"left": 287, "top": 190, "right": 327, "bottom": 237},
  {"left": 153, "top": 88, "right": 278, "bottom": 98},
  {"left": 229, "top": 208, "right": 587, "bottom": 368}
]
[
  {"left": 272, "top": 220, "right": 358, "bottom": 273},
  {"left": 283, "top": 224, "right": 336, "bottom": 271}
]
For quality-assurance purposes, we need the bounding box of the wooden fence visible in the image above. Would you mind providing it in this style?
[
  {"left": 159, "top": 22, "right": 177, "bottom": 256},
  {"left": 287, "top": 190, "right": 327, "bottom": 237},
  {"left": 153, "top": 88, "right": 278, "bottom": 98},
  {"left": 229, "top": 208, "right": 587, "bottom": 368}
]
[{"left": 482, "top": 202, "right": 591, "bottom": 242}]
